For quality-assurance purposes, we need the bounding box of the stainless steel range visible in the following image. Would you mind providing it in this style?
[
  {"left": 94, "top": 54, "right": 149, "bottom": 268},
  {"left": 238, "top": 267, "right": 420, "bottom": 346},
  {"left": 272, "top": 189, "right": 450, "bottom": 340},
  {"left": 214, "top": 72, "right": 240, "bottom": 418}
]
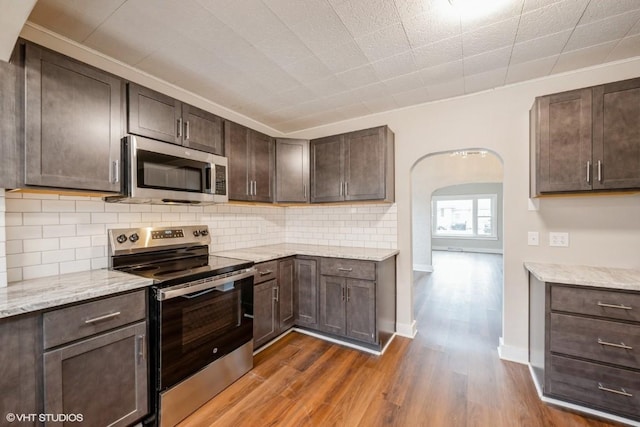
[{"left": 108, "top": 225, "right": 255, "bottom": 427}]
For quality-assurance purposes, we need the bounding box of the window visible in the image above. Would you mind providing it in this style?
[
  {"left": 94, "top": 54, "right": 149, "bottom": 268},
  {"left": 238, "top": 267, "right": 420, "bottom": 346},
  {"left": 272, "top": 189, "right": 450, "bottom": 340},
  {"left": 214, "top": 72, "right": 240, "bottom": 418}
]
[{"left": 432, "top": 194, "right": 497, "bottom": 239}]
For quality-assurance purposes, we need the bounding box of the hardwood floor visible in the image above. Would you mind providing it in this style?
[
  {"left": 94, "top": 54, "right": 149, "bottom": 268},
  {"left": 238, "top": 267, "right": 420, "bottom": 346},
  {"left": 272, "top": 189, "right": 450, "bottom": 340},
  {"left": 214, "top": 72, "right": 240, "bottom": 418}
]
[{"left": 178, "top": 252, "right": 620, "bottom": 427}]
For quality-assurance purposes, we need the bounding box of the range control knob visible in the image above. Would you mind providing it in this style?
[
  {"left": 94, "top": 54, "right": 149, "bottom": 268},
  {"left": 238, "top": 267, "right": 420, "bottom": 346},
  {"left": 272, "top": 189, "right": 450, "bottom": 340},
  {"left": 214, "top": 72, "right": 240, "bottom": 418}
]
[
  {"left": 116, "top": 234, "right": 127, "bottom": 244},
  {"left": 193, "top": 230, "right": 200, "bottom": 237},
  {"left": 200, "top": 229, "right": 209, "bottom": 236},
  {"left": 129, "top": 233, "right": 139, "bottom": 243}
]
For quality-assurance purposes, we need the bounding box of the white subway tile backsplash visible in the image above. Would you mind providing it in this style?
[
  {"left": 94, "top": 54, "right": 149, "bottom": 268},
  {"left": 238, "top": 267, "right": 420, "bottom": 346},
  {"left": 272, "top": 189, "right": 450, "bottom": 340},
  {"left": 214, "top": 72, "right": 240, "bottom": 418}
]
[
  {"left": 7, "top": 199, "right": 42, "bottom": 212},
  {"left": 91, "top": 213, "right": 118, "bottom": 224},
  {"left": 42, "top": 200, "right": 76, "bottom": 212},
  {"left": 23, "top": 238, "right": 59, "bottom": 253},
  {"left": 43, "top": 225, "right": 76, "bottom": 238},
  {"left": 7, "top": 267, "right": 22, "bottom": 282},
  {"left": 23, "top": 212, "right": 60, "bottom": 226},
  {"left": 5, "top": 213, "right": 22, "bottom": 226},
  {"left": 42, "top": 249, "right": 76, "bottom": 264},
  {"left": 23, "top": 263, "right": 59, "bottom": 280},
  {"left": 6, "top": 240, "right": 22, "bottom": 254},
  {"left": 60, "top": 236, "right": 91, "bottom": 249},
  {"left": 104, "top": 203, "right": 130, "bottom": 213},
  {"left": 60, "top": 213, "right": 91, "bottom": 225},
  {"left": 6, "top": 226, "right": 42, "bottom": 240},
  {"left": 118, "top": 213, "right": 141, "bottom": 223},
  {"left": 76, "top": 201, "right": 105, "bottom": 212},
  {"left": 7, "top": 252, "right": 42, "bottom": 268},
  {"left": 60, "top": 259, "right": 91, "bottom": 274},
  {"left": 76, "top": 224, "right": 105, "bottom": 236}
]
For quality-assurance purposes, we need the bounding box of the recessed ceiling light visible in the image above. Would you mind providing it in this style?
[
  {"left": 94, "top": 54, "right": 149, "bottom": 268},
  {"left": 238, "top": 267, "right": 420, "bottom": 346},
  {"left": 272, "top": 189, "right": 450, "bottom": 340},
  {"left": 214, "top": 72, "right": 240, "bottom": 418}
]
[{"left": 447, "top": 0, "right": 511, "bottom": 19}]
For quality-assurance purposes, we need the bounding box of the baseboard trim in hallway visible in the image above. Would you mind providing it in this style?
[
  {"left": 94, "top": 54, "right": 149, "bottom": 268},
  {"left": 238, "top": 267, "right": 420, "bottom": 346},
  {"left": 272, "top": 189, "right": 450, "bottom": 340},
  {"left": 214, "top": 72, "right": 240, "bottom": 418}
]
[
  {"left": 396, "top": 319, "right": 417, "bottom": 338},
  {"left": 497, "top": 337, "right": 528, "bottom": 364}
]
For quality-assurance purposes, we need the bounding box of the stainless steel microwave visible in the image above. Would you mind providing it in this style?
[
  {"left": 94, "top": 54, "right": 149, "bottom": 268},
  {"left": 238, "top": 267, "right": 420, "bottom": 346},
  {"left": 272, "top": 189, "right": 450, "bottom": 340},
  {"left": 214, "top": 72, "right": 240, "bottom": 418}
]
[{"left": 105, "top": 135, "right": 228, "bottom": 205}]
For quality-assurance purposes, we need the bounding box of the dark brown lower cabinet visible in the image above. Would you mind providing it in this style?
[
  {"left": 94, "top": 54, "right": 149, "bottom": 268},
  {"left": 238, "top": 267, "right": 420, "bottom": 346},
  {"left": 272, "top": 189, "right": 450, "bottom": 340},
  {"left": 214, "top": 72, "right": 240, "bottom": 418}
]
[
  {"left": 43, "top": 321, "right": 148, "bottom": 427},
  {"left": 253, "top": 279, "right": 278, "bottom": 347},
  {"left": 294, "top": 258, "right": 318, "bottom": 328},
  {"left": 0, "top": 314, "right": 40, "bottom": 427}
]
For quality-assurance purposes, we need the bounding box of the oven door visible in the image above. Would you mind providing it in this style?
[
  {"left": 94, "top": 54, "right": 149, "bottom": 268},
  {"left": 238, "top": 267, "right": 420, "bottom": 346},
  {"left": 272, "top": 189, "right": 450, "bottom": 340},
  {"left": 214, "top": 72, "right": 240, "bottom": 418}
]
[
  {"left": 128, "top": 135, "right": 228, "bottom": 203},
  {"left": 157, "top": 273, "right": 253, "bottom": 390}
]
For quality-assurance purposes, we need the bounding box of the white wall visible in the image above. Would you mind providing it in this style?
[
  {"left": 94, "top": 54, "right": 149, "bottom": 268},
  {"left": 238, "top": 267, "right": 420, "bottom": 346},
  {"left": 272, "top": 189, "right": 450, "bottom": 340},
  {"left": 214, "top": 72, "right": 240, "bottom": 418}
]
[
  {"left": 288, "top": 57, "right": 640, "bottom": 360},
  {"left": 412, "top": 153, "right": 503, "bottom": 271}
]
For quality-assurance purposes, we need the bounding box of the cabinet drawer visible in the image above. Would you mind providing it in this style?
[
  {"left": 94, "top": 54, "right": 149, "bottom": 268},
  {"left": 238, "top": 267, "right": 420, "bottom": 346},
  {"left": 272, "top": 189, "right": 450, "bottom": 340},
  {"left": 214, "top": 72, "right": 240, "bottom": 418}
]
[
  {"left": 547, "top": 354, "right": 640, "bottom": 419},
  {"left": 43, "top": 290, "right": 146, "bottom": 349},
  {"left": 254, "top": 261, "right": 278, "bottom": 284},
  {"left": 550, "top": 313, "right": 640, "bottom": 369},
  {"left": 320, "top": 259, "right": 375, "bottom": 280},
  {"left": 551, "top": 285, "right": 640, "bottom": 322}
]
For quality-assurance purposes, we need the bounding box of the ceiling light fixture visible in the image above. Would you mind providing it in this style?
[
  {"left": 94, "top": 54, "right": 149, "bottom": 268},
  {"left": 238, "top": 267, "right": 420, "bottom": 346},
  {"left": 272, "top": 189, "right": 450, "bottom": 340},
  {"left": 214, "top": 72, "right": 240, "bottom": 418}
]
[{"left": 447, "top": 0, "right": 511, "bottom": 19}]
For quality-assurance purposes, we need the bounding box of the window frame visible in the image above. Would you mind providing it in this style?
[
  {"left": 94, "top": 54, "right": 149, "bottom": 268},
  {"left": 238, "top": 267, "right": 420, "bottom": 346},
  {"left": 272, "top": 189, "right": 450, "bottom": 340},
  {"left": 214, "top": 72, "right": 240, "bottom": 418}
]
[{"left": 431, "top": 193, "right": 498, "bottom": 240}]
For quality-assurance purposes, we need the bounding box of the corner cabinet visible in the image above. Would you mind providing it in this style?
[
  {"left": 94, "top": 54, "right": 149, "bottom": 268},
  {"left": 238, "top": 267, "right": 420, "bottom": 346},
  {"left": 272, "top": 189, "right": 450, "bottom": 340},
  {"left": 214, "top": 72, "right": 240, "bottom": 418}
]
[
  {"left": 310, "top": 126, "right": 395, "bottom": 203},
  {"left": 275, "top": 138, "right": 309, "bottom": 203},
  {"left": 294, "top": 257, "right": 319, "bottom": 328},
  {"left": 127, "top": 83, "right": 224, "bottom": 155},
  {"left": 530, "top": 77, "right": 640, "bottom": 195},
  {"left": 24, "top": 43, "right": 123, "bottom": 192},
  {"left": 225, "top": 121, "right": 274, "bottom": 202}
]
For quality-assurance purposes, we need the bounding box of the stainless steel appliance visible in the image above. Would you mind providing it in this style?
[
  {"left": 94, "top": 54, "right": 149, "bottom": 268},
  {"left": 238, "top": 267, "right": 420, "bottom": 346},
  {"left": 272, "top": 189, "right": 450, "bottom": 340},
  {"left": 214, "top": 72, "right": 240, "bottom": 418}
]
[
  {"left": 105, "top": 135, "right": 228, "bottom": 205},
  {"left": 108, "top": 226, "right": 255, "bottom": 427}
]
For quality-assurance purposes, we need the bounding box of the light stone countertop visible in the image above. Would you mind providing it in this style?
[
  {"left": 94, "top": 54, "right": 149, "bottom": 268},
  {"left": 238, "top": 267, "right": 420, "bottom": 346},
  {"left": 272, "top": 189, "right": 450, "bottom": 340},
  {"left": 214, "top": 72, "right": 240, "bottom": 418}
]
[
  {"left": 0, "top": 269, "right": 153, "bottom": 320},
  {"left": 213, "top": 243, "right": 399, "bottom": 263},
  {"left": 524, "top": 262, "right": 640, "bottom": 292}
]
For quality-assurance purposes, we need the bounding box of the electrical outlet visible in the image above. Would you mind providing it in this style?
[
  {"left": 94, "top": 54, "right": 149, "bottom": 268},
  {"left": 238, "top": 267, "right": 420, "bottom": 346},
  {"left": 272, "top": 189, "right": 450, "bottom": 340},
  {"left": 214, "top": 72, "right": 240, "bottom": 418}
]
[
  {"left": 549, "top": 232, "right": 569, "bottom": 247},
  {"left": 527, "top": 231, "right": 539, "bottom": 246}
]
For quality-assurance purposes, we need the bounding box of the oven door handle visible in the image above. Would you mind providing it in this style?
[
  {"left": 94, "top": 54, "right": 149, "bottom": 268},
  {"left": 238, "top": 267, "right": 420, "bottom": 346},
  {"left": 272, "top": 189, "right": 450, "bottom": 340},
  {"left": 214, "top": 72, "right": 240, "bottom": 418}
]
[{"left": 157, "top": 268, "right": 256, "bottom": 301}]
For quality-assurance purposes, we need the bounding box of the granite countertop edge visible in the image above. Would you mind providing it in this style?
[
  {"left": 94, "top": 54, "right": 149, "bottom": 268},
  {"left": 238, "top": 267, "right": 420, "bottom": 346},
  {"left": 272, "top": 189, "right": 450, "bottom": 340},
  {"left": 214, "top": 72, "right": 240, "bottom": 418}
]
[
  {"left": 212, "top": 243, "right": 399, "bottom": 263},
  {"left": 524, "top": 262, "right": 640, "bottom": 292}
]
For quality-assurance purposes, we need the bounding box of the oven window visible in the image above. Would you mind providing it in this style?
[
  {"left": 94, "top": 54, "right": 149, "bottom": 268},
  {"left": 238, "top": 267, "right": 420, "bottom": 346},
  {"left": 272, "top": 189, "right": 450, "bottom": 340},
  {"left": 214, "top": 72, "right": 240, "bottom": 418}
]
[
  {"left": 181, "top": 290, "right": 240, "bottom": 347},
  {"left": 137, "top": 150, "right": 205, "bottom": 192}
]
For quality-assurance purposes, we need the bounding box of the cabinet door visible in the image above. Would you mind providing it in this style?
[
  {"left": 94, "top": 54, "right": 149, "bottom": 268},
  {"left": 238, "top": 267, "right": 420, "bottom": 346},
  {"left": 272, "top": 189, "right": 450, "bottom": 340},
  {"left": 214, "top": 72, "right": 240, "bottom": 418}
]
[
  {"left": 0, "top": 52, "right": 19, "bottom": 189},
  {"left": 276, "top": 139, "right": 309, "bottom": 203},
  {"left": 0, "top": 315, "right": 40, "bottom": 426},
  {"left": 250, "top": 130, "right": 274, "bottom": 203},
  {"left": 43, "top": 322, "right": 148, "bottom": 427},
  {"left": 310, "top": 135, "right": 344, "bottom": 202},
  {"left": 182, "top": 104, "right": 224, "bottom": 155},
  {"left": 127, "top": 82, "right": 181, "bottom": 145},
  {"left": 25, "top": 44, "right": 122, "bottom": 192},
  {"left": 319, "top": 275, "right": 346, "bottom": 336},
  {"left": 278, "top": 258, "right": 295, "bottom": 331},
  {"left": 253, "top": 279, "right": 278, "bottom": 348},
  {"left": 224, "top": 121, "right": 251, "bottom": 201},
  {"left": 535, "top": 88, "right": 593, "bottom": 193},
  {"left": 346, "top": 279, "right": 377, "bottom": 344},
  {"left": 294, "top": 258, "right": 318, "bottom": 328},
  {"left": 593, "top": 78, "right": 640, "bottom": 190},
  {"left": 344, "top": 127, "right": 386, "bottom": 201}
]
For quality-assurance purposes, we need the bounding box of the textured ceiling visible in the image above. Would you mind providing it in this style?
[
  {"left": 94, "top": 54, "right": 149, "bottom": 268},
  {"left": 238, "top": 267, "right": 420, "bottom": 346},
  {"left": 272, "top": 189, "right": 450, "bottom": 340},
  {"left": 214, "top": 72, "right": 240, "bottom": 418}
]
[{"left": 28, "top": 0, "right": 640, "bottom": 133}]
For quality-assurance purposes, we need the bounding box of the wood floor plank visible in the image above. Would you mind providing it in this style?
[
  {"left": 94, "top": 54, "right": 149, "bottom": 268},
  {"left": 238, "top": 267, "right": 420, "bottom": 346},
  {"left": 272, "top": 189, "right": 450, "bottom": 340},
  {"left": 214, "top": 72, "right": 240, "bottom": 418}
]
[{"left": 179, "top": 252, "right": 624, "bottom": 427}]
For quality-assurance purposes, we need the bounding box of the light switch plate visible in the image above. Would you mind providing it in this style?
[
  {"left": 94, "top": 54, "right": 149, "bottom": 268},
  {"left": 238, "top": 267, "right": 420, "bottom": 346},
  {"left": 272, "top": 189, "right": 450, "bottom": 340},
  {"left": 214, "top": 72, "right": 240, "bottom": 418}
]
[
  {"left": 549, "top": 232, "right": 569, "bottom": 247},
  {"left": 527, "top": 231, "right": 539, "bottom": 246}
]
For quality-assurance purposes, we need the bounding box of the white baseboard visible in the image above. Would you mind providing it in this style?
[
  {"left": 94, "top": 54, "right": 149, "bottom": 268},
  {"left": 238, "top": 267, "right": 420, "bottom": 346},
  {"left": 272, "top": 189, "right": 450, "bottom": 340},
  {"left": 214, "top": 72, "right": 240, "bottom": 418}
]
[
  {"left": 497, "top": 337, "right": 528, "bottom": 364},
  {"left": 396, "top": 320, "right": 417, "bottom": 338},
  {"left": 432, "top": 246, "right": 503, "bottom": 254},
  {"left": 413, "top": 264, "right": 433, "bottom": 272},
  {"left": 528, "top": 364, "right": 640, "bottom": 426}
]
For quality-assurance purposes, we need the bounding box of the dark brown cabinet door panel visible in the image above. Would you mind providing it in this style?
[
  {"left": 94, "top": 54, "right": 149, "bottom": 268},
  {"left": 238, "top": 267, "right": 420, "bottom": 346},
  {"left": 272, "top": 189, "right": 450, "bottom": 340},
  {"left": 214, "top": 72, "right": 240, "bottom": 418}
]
[
  {"left": 535, "top": 88, "right": 593, "bottom": 193},
  {"left": 278, "top": 259, "right": 295, "bottom": 331},
  {"left": 43, "top": 322, "right": 148, "bottom": 427},
  {"left": 25, "top": 44, "right": 122, "bottom": 192},
  {"left": 0, "top": 52, "right": 19, "bottom": 189},
  {"left": 127, "top": 83, "right": 181, "bottom": 145},
  {"left": 276, "top": 138, "right": 309, "bottom": 203},
  {"left": 344, "top": 127, "right": 385, "bottom": 201},
  {"left": 310, "top": 135, "right": 343, "bottom": 202},
  {"left": 319, "top": 275, "right": 346, "bottom": 336},
  {"left": 253, "top": 279, "right": 278, "bottom": 348},
  {"left": 346, "top": 279, "right": 377, "bottom": 344},
  {"left": 250, "top": 130, "right": 274, "bottom": 203},
  {"left": 225, "top": 121, "right": 251, "bottom": 200},
  {"left": 593, "top": 78, "right": 640, "bottom": 190},
  {"left": 294, "top": 258, "right": 318, "bottom": 328},
  {"left": 182, "top": 104, "right": 224, "bottom": 155}
]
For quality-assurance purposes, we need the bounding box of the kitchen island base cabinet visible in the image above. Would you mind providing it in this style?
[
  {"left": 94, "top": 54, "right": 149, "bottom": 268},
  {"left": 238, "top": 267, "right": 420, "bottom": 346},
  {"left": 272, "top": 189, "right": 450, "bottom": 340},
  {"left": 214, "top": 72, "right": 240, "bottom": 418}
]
[{"left": 0, "top": 314, "right": 40, "bottom": 427}]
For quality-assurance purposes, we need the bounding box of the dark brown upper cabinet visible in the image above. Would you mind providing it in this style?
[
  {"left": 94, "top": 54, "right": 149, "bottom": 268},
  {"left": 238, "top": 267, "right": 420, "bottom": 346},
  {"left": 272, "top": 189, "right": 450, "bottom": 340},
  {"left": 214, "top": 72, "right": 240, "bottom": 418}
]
[
  {"left": 24, "top": 43, "right": 123, "bottom": 193},
  {"left": 275, "top": 138, "right": 309, "bottom": 203},
  {"left": 224, "top": 120, "right": 274, "bottom": 202},
  {"left": 310, "top": 125, "right": 394, "bottom": 203},
  {"left": 530, "top": 77, "right": 640, "bottom": 196},
  {"left": 127, "top": 82, "right": 223, "bottom": 155},
  {"left": 0, "top": 48, "right": 19, "bottom": 189}
]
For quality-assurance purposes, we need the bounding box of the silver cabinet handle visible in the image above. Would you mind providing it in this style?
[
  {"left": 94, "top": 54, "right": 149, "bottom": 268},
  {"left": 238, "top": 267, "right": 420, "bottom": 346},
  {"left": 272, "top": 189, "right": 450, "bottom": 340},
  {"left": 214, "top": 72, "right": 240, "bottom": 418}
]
[
  {"left": 586, "top": 161, "right": 591, "bottom": 184},
  {"left": 258, "top": 270, "right": 272, "bottom": 276},
  {"left": 339, "top": 182, "right": 343, "bottom": 196},
  {"left": 84, "top": 311, "right": 121, "bottom": 324},
  {"left": 185, "top": 120, "right": 190, "bottom": 140},
  {"left": 345, "top": 181, "right": 348, "bottom": 196},
  {"left": 254, "top": 180, "right": 257, "bottom": 196},
  {"left": 598, "top": 383, "right": 633, "bottom": 397},
  {"left": 137, "top": 334, "right": 146, "bottom": 364},
  {"left": 338, "top": 267, "right": 353, "bottom": 272},
  {"left": 111, "top": 160, "right": 119, "bottom": 184},
  {"left": 275, "top": 286, "right": 279, "bottom": 302},
  {"left": 247, "top": 180, "right": 251, "bottom": 196},
  {"left": 598, "top": 338, "right": 633, "bottom": 350},
  {"left": 177, "top": 118, "right": 183, "bottom": 138},
  {"left": 346, "top": 286, "right": 350, "bottom": 302},
  {"left": 303, "top": 184, "right": 307, "bottom": 199},
  {"left": 598, "top": 301, "right": 632, "bottom": 310},
  {"left": 341, "top": 286, "right": 345, "bottom": 301},
  {"left": 597, "top": 160, "right": 602, "bottom": 183}
]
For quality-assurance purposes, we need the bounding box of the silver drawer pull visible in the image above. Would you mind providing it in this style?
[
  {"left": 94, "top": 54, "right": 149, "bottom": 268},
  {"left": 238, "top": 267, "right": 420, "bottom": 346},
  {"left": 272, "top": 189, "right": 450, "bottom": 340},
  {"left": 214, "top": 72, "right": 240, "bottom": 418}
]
[
  {"left": 598, "top": 338, "right": 633, "bottom": 350},
  {"left": 597, "top": 301, "right": 632, "bottom": 310},
  {"left": 84, "top": 311, "right": 121, "bottom": 324},
  {"left": 258, "top": 270, "right": 272, "bottom": 276},
  {"left": 598, "top": 383, "right": 633, "bottom": 397},
  {"left": 338, "top": 267, "right": 353, "bottom": 272}
]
